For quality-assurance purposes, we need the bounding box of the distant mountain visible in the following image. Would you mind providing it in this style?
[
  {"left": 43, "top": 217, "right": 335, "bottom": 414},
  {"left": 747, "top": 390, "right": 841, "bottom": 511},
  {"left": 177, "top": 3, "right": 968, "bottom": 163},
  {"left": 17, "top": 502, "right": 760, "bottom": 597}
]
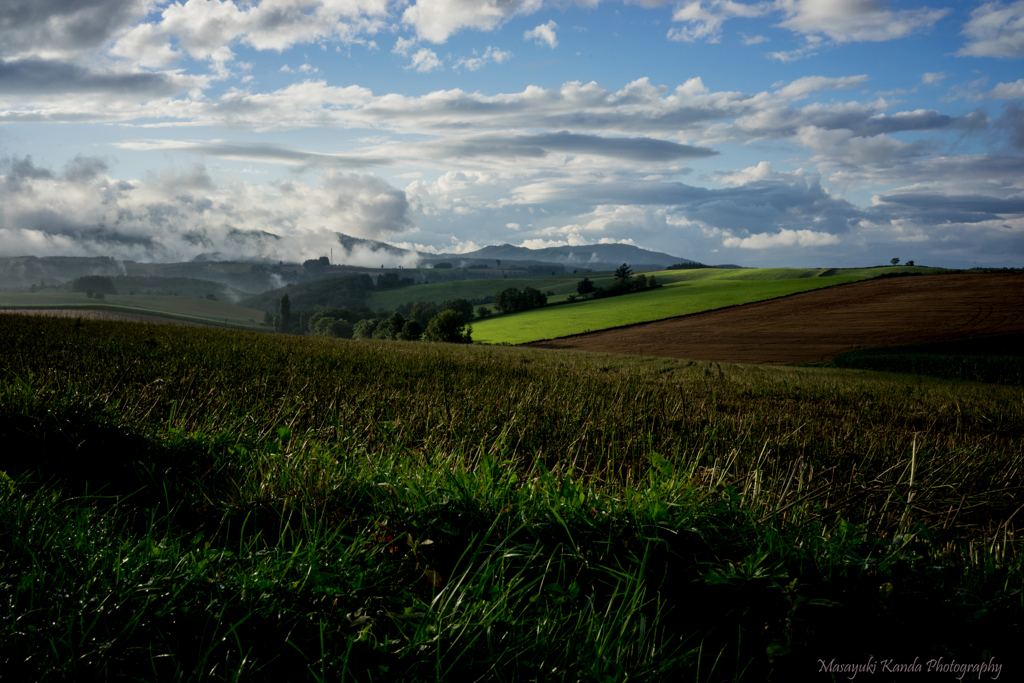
[
  {"left": 336, "top": 233, "right": 413, "bottom": 259},
  {"left": 418, "top": 242, "right": 696, "bottom": 269}
]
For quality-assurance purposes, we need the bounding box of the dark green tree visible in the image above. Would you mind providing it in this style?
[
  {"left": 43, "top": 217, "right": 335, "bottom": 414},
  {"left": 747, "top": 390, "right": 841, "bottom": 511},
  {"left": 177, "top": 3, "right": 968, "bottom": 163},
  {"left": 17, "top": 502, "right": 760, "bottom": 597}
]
[
  {"left": 411, "top": 301, "right": 438, "bottom": 328},
  {"left": 493, "top": 287, "right": 520, "bottom": 313},
  {"left": 577, "top": 277, "right": 596, "bottom": 295},
  {"left": 398, "top": 320, "right": 423, "bottom": 341},
  {"left": 279, "top": 294, "right": 292, "bottom": 333},
  {"left": 890, "top": 258, "right": 900, "bottom": 266},
  {"left": 385, "top": 312, "right": 406, "bottom": 338},
  {"left": 423, "top": 310, "right": 472, "bottom": 343},
  {"left": 522, "top": 287, "right": 547, "bottom": 309},
  {"left": 312, "top": 318, "right": 354, "bottom": 339},
  {"left": 614, "top": 263, "right": 633, "bottom": 279},
  {"left": 442, "top": 298, "right": 475, "bottom": 321},
  {"left": 353, "top": 318, "right": 381, "bottom": 339}
]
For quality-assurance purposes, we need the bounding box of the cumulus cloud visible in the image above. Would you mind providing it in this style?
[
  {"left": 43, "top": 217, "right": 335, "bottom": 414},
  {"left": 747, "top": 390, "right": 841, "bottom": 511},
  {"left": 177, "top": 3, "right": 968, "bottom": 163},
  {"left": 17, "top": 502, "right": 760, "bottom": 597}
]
[
  {"left": 109, "top": 0, "right": 391, "bottom": 70},
  {"left": 922, "top": 72, "right": 948, "bottom": 85},
  {"left": 0, "top": 156, "right": 415, "bottom": 262},
  {"left": 776, "top": 0, "right": 950, "bottom": 43},
  {"left": 715, "top": 160, "right": 776, "bottom": 185},
  {"left": 402, "top": 0, "right": 543, "bottom": 44},
  {"left": 722, "top": 228, "right": 840, "bottom": 248},
  {"left": 524, "top": 20, "right": 559, "bottom": 48},
  {"left": 958, "top": 1, "right": 1024, "bottom": 58},
  {"left": 668, "top": 0, "right": 771, "bottom": 43},
  {"left": 407, "top": 48, "right": 444, "bottom": 71},
  {"left": 454, "top": 46, "right": 512, "bottom": 71},
  {"left": 0, "top": 0, "right": 149, "bottom": 60},
  {"left": 988, "top": 79, "right": 1024, "bottom": 99}
]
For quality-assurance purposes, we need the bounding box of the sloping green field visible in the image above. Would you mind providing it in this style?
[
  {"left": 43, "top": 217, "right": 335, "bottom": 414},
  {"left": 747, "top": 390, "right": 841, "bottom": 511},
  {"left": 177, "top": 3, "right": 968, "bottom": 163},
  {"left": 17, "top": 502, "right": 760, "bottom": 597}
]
[
  {"left": 367, "top": 266, "right": 941, "bottom": 310},
  {"left": 471, "top": 273, "right": 868, "bottom": 344},
  {"left": 366, "top": 273, "right": 590, "bottom": 309},
  {"left": 0, "top": 292, "right": 266, "bottom": 328}
]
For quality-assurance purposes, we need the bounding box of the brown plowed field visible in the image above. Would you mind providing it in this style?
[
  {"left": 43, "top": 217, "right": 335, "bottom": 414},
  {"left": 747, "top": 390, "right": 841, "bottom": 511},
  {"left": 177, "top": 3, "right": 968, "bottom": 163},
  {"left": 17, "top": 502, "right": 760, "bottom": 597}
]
[{"left": 528, "top": 273, "right": 1024, "bottom": 365}]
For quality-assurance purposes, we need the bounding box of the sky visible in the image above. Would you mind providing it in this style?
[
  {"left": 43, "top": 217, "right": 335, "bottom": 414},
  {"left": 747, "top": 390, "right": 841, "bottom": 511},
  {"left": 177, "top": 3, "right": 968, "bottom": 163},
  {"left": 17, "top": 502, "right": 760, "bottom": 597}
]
[{"left": 1, "top": 0, "right": 1023, "bottom": 268}]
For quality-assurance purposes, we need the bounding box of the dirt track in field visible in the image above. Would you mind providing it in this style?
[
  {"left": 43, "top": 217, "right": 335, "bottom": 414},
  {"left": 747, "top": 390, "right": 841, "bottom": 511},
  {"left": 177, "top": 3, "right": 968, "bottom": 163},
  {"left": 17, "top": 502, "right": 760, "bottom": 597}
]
[
  {"left": 0, "top": 308, "right": 204, "bottom": 326},
  {"left": 527, "top": 273, "right": 1024, "bottom": 365}
]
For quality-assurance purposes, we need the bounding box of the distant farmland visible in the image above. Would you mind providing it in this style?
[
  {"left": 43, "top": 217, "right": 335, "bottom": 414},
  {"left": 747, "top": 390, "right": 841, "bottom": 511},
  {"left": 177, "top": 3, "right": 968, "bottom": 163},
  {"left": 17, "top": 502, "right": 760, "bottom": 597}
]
[
  {"left": 529, "top": 272, "right": 1024, "bottom": 365},
  {"left": 470, "top": 270, "right": 872, "bottom": 344},
  {"left": 0, "top": 292, "right": 266, "bottom": 329}
]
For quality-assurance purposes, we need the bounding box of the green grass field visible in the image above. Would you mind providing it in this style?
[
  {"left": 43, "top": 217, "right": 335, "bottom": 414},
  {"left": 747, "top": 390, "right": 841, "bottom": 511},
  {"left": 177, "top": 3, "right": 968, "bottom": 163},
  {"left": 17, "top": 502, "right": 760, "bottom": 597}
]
[
  {"left": 367, "top": 266, "right": 943, "bottom": 312},
  {"left": 1, "top": 315, "right": 1020, "bottom": 680},
  {"left": 471, "top": 273, "right": 867, "bottom": 344},
  {"left": 366, "top": 273, "right": 592, "bottom": 309},
  {"left": 0, "top": 292, "right": 267, "bottom": 328}
]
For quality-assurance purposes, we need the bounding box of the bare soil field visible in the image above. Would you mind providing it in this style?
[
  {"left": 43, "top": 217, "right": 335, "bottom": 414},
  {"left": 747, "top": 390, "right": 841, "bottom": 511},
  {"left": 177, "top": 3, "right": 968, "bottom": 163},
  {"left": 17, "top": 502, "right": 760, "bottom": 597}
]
[
  {"left": 528, "top": 273, "right": 1024, "bottom": 365},
  {"left": 0, "top": 308, "right": 204, "bottom": 326}
]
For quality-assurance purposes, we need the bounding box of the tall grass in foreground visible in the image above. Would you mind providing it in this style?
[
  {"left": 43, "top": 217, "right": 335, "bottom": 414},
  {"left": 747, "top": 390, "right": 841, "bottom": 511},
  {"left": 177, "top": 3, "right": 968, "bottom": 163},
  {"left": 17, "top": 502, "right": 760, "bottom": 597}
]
[{"left": 1, "top": 315, "right": 1022, "bottom": 681}]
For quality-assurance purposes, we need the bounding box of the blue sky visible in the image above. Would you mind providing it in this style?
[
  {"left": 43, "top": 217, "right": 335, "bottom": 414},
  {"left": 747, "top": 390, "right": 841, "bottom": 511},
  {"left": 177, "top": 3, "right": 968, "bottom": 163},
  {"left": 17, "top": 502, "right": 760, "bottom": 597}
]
[{"left": 1, "top": 0, "right": 1023, "bottom": 268}]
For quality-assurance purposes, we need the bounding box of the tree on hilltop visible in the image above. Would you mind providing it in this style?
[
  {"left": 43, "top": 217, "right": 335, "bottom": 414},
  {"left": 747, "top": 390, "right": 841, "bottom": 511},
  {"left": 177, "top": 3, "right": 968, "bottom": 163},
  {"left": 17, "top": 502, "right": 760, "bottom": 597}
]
[{"left": 614, "top": 263, "right": 633, "bottom": 279}]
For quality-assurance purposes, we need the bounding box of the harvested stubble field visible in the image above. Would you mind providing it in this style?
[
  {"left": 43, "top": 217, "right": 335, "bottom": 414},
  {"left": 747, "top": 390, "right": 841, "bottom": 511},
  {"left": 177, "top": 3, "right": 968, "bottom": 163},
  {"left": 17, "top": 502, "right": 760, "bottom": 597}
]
[
  {"left": 529, "top": 273, "right": 1024, "bottom": 364},
  {"left": 0, "top": 313, "right": 1022, "bottom": 681}
]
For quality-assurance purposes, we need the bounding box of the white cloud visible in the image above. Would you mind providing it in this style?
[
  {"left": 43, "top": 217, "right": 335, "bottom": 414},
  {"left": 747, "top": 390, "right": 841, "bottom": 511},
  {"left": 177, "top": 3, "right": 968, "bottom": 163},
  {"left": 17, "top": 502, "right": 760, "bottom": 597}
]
[
  {"left": 922, "top": 72, "right": 948, "bottom": 85},
  {"left": 407, "top": 48, "right": 444, "bottom": 72},
  {"left": 774, "top": 75, "right": 867, "bottom": 100},
  {"left": 741, "top": 33, "right": 770, "bottom": 44},
  {"left": 722, "top": 228, "right": 840, "bottom": 248},
  {"left": 524, "top": 20, "right": 559, "bottom": 48},
  {"left": 0, "top": 156, "right": 415, "bottom": 262},
  {"left": 668, "top": 0, "right": 771, "bottom": 43},
  {"left": 0, "top": 0, "right": 150, "bottom": 60},
  {"left": 767, "top": 46, "right": 816, "bottom": 61},
  {"left": 716, "top": 161, "right": 775, "bottom": 185},
  {"left": 392, "top": 35, "right": 418, "bottom": 56},
  {"left": 775, "top": 0, "right": 950, "bottom": 43},
  {"left": 454, "top": 46, "right": 513, "bottom": 71},
  {"left": 958, "top": 1, "right": 1024, "bottom": 58},
  {"left": 109, "top": 0, "right": 391, "bottom": 71},
  {"left": 989, "top": 79, "right": 1024, "bottom": 98},
  {"left": 401, "top": 0, "right": 543, "bottom": 44}
]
